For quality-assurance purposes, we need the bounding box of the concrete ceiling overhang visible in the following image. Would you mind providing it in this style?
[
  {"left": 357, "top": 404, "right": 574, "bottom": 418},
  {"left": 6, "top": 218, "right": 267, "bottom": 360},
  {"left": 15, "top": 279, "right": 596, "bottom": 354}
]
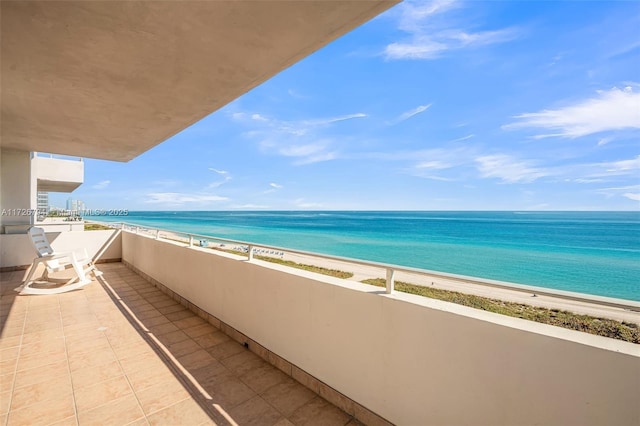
[{"left": 1, "top": 1, "right": 399, "bottom": 162}]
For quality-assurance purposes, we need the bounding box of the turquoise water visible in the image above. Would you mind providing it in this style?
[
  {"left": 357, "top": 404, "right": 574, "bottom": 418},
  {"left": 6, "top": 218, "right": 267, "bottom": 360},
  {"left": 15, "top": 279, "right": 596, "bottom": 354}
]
[{"left": 91, "top": 211, "right": 640, "bottom": 301}]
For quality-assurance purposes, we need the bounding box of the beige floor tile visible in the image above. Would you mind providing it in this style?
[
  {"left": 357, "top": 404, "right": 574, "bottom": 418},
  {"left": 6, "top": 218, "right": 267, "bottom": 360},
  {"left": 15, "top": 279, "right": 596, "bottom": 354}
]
[
  {"left": 0, "top": 346, "right": 20, "bottom": 362},
  {"left": 6, "top": 393, "right": 75, "bottom": 426},
  {"left": 118, "top": 352, "right": 167, "bottom": 375},
  {"left": 135, "top": 379, "right": 190, "bottom": 415},
  {"left": 289, "top": 397, "right": 352, "bottom": 426},
  {"left": 139, "top": 314, "right": 171, "bottom": 328},
  {"left": 206, "top": 340, "right": 246, "bottom": 361},
  {"left": 135, "top": 309, "right": 164, "bottom": 321},
  {"left": 47, "top": 415, "right": 78, "bottom": 426},
  {"left": 146, "top": 397, "right": 212, "bottom": 426},
  {"left": 221, "top": 350, "right": 267, "bottom": 376},
  {"left": 21, "top": 328, "right": 64, "bottom": 346},
  {"left": 78, "top": 394, "right": 145, "bottom": 425},
  {"left": 147, "top": 322, "right": 179, "bottom": 336},
  {"left": 155, "top": 329, "right": 189, "bottom": 346},
  {"left": 10, "top": 374, "right": 72, "bottom": 411},
  {"left": 18, "top": 336, "right": 65, "bottom": 358},
  {"left": 182, "top": 323, "right": 214, "bottom": 339},
  {"left": 228, "top": 395, "right": 283, "bottom": 426},
  {"left": 68, "top": 347, "right": 117, "bottom": 372},
  {"left": 165, "top": 310, "right": 194, "bottom": 322},
  {"left": 189, "top": 359, "right": 230, "bottom": 386},
  {"left": 261, "top": 379, "right": 317, "bottom": 417},
  {"left": 240, "top": 364, "right": 289, "bottom": 395},
  {"left": 13, "top": 359, "right": 68, "bottom": 389},
  {"left": 71, "top": 359, "right": 124, "bottom": 390},
  {"left": 126, "top": 364, "right": 177, "bottom": 393},
  {"left": 0, "top": 357, "right": 17, "bottom": 376},
  {"left": 111, "top": 341, "right": 156, "bottom": 361},
  {"left": 193, "top": 331, "right": 230, "bottom": 349},
  {"left": 1, "top": 390, "right": 11, "bottom": 415},
  {"left": 173, "top": 316, "right": 206, "bottom": 330},
  {"left": 66, "top": 336, "right": 111, "bottom": 358},
  {"left": 74, "top": 374, "right": 133, "bottom": 412},
  {"left": 15, "top": 349, "right": 67, "bottom": 372},
  {"left": 204, "top": 374, "right": 256, "bottom": 409},
  {"left": 157, "top": 304, "right": 185, "bottom": 315},
  {"left": 0, "top": 372, "right": 14, "bottom": 393},
  {"left": 0, "top": 327, "right": 24, "bottom": 339},
  {"left": 62, "top": 322, "right": 103, "bottom": 337},
  {"left": 0, "top": 336, "right": 21, "bottom": 350},
  {"left": 167, "top": 338, "right": 201, "bottom": 357},
  {"left": 177, "top": 349, "right": 216, "bottom": 371}
]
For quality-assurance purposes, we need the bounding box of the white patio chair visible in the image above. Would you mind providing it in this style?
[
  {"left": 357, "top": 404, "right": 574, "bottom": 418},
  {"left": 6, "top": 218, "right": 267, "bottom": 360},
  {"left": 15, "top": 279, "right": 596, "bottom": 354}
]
[{"left": 15, "top": 227, "right": 103, "bottom": 295}]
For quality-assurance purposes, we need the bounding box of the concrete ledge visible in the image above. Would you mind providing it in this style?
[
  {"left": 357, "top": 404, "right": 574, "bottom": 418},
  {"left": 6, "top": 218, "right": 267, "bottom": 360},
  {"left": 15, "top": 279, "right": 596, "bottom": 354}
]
[{"left": 123, "top": 259, "right": 393, "bottom": 426}]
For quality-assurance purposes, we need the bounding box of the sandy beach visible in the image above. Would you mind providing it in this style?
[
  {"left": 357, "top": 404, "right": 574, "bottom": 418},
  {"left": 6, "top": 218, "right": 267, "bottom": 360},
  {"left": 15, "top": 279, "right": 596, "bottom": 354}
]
[{"left": 176, "top": 233, "right": 640, "bottom": 326}]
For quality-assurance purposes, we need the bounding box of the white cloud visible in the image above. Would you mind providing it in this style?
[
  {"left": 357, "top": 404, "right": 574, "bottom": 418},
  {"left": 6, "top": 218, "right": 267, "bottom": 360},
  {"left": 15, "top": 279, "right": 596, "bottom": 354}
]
[
  {"left": 603, "top": 156, "right": 640, "bottom": 173},
  {"left": 415, "top": 160, "right": 451, "bottom": 170},
  {"left": 595, "top": 184, "right": 640, "bottom": 202},
  {"left": 504, "top": 86, "right": 640, "bottom": 138},
  {"left": 392, "top": 104, "right": 432, "bottom": 124},
  {"left": 208, "top": 177, "right": 231, "bottom": 189},
  {"left": 251, "top": 113, "right": 268, "bottom": 122},
  {"left": 145, "top": 192, "right": 228, "bottom": 205},
  {"left": 92, "top": 180, "right": 110, "bottom": 190},
  {"left": 385, "top": 0, "right": 519, "bottom": 60},
  {"left": 475, "top": 154, "right": 551, "bottom": 183},
  {"left": 235, "top": 110, "right": 366, "bottom": 165},
  {"left": 207, "top": 168, "right": 232, "bottom": 188},
  {"left": 208, "top": 168, "right": 228, "bottom": 175},
  {"left": 263, "top": 182, "right": 284, "bottom": 194}
]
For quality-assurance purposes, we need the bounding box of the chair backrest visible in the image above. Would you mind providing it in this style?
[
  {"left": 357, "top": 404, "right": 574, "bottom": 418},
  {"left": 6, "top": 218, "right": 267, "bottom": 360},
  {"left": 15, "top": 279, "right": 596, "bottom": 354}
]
[{"left": 28, "top": 227, "right": 54, "bottom": 257}]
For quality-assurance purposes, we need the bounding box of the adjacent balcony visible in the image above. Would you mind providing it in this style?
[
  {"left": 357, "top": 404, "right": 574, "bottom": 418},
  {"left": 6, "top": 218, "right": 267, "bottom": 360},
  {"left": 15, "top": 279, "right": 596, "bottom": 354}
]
[{"left": 32, "top": 154, "right": 84, "bottom": 193}]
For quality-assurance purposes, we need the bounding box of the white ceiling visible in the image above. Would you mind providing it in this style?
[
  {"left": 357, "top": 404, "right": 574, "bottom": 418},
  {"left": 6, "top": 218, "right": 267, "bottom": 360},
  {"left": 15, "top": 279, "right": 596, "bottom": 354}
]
[{"left": 1, "top": 1, "right": 398, "bottom": 162}]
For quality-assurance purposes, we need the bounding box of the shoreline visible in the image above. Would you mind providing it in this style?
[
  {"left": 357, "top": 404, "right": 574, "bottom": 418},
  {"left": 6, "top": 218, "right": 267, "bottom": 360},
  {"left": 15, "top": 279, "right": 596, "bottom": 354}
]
[
  {"left": 202, "top": 238, "right": 640, "bottom": 326},
  {"left": 278, "top": 248, "right": 640, "bottom": 325},
  {"left": 102, "top": 224, "right": 640, "bottom": 325}
]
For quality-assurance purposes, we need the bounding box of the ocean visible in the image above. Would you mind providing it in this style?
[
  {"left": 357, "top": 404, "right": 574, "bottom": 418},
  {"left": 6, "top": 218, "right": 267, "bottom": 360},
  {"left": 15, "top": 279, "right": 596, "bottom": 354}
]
[{"left": 90, "top": 211, "right": 640, "bottom": 301}]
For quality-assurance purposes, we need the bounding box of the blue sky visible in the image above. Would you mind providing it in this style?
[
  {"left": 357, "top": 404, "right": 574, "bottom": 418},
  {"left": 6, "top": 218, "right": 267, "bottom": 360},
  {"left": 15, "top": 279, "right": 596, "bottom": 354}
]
[{"left": 53, "top": 0, "right": 640, "bottom": 211}]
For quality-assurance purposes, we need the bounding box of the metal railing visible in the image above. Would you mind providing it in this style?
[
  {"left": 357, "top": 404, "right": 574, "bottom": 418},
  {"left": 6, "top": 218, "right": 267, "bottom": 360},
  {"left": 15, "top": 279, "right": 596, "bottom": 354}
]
[{"left": 88, "top": 220, "right": 640, "bottom": 310}]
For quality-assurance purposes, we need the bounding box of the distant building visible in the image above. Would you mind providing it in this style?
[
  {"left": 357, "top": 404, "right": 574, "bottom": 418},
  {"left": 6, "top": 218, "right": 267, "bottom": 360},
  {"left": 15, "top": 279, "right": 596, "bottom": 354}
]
[
  {"left": 66, "top": 198, "right": 85, "bottom": 212},
  {"left": 37, "top": 191, "right": 49, "bottom": 214}
]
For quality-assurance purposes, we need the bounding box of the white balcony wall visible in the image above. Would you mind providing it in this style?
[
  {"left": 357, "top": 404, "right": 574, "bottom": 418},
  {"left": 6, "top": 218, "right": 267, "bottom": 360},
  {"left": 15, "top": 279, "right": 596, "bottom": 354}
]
[
  {"left": 33, "top": 155, "right": 84, "bottom": 192},
  {"left": 0, "top": 229, "right": 122, "bottom": 269},
  {"left": 122, "top": 231, "right": 640, "bottom": 426}
]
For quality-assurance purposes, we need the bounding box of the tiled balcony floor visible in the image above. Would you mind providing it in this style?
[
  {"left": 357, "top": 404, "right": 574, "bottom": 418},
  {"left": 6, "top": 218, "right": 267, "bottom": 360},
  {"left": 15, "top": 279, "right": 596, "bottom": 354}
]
[{"left": 0, "top": 263, "right": 358, "bottom": 426}]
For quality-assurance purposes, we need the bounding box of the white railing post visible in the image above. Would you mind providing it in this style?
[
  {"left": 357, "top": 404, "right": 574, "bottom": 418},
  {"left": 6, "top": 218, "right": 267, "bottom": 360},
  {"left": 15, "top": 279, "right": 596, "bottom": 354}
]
[
  {"left": 189, "top": 235, "right": 194, "bottom": 247},
  {"left": 248, "top": 245, "right": 254, "bottom": 261},
  {"left": 386, "top": 268, "right": 395, "bottom": 294}
]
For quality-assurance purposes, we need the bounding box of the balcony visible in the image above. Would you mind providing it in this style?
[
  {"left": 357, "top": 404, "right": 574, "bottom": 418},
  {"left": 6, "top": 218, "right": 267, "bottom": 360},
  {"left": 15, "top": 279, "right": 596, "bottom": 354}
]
[
  {"left": 0, "top": 263, "right": 357, "bottom": 425},
  {"left": 32, "top": 154, "right": 84, "bottom": 193},
  {"left": 1, "top": 227, "right": 639, "bottom": 425}
]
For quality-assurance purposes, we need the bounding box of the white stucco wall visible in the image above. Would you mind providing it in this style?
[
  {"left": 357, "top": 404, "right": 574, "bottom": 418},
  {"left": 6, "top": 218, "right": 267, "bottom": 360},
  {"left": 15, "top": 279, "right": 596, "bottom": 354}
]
[
  {"left": 0, "top": 149, "right": 35, "bottom": 231},
  {"left": 0, "top": 229, "right": 122, "bottom": 268},
  {"left": 122, "top": 231, "right": 640, "bottom": 426}
]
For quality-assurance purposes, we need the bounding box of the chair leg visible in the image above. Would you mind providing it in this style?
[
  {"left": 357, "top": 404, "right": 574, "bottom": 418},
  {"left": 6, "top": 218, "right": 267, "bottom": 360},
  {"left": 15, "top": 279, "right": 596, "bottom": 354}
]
[{"left": 14, "top": 259, "right": 44, "bottom": 292}]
